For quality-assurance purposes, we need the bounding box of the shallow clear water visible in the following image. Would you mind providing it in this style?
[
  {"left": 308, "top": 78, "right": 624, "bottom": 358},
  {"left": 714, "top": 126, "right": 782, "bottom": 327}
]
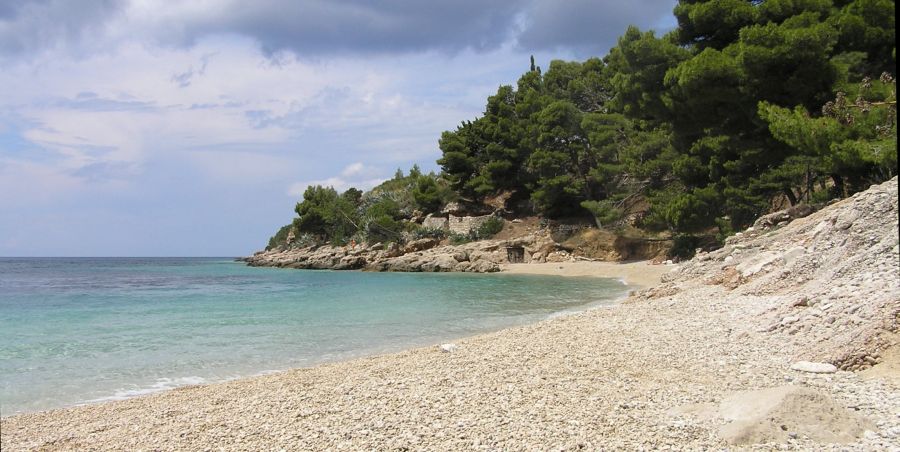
[{"left": 0, "top": 257, "right": 628, "bottom": 416}]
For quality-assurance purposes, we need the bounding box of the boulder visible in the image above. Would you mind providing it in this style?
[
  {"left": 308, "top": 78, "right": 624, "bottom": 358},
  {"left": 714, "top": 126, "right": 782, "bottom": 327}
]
[
  {"left": 420, "top": 254, "right": 458, "bottom": 272},
  {"left": 441, "top": 202, "right": 464, "bottom": 215},
  {"left": 383, "top": 242, "right": 402, "bottom": 258},
  {"left": 790, "top": 361, "right": 838, "bottom": 374},
  {"left": 334, "top": 255, "right": 367, "bottom": 270},
  {"left": 753, "top": 204, "right": 817, "bottom": 229},
  {"left": 403, "top": 238, "right": 439, "bottom": 254},
  {"left": 469, "top": 260, "right": 500, "bottom": 273}
]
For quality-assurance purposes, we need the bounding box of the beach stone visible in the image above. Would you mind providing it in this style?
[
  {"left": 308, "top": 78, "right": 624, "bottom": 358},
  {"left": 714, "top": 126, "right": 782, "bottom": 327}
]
[
  {"left": 790, "top": 361, "right": 838, "bottom": 374},
  {"left": 403, "top": 238, "right": 440, "bottom": 254},
  {"left": 420, "top": 255, "right": 458, "bottom": 272}
]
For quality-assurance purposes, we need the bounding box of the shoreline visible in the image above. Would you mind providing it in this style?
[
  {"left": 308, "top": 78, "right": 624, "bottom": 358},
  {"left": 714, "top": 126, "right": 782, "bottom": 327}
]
[
  {"left": 3, "top": 178, "right": 897, "bottom": 450},
  {"left": 1, "top": 261, "right": 651, "bottom": 419},
  {"left": 499, "top": 260, "right": 673, "bottom": 288}
]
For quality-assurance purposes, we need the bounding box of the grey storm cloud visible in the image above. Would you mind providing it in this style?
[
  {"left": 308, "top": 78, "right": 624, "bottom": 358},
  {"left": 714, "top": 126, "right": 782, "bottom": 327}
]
[
  {"left": 0, "top": 0, "right": 124, "bottom": 55},
  {"left": 519, "top": 0, "right": 677, "bottom": 54},
  {"left": 183, "top": 0, "right": 527, "bottom": 55},
  {"left": 0, "top": 0, "right": 676, "bottom": 58}
]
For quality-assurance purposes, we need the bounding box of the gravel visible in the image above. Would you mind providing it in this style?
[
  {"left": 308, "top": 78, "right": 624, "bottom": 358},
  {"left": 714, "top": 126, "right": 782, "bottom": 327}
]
[{"left": 2, "top": 178, "right": 897, "bottom": 451}]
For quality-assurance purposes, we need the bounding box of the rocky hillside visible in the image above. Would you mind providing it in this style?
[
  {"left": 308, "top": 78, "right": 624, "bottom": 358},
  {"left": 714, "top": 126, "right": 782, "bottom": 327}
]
[{"left": 638, "top": 176, "right": 899, "bottom": 371}]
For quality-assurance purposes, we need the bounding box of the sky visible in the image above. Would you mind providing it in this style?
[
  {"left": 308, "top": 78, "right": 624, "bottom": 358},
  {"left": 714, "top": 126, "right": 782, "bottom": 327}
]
[{"left": 0, "top": 0, "right": 677, "bottom": 256}]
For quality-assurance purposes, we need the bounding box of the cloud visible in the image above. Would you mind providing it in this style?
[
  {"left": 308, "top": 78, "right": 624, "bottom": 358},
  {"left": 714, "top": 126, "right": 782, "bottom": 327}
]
[
  {"left": 0, "top": 0, "right": 125, "bottom": 57},
  {"left": 158, "top": 0, "right": 526, "bottom": 56},
  {"left": 1, "top": 1, "right": 676, "bottom": 61},
  {"left": 0, "top": 0, "right": 681, "bottom": 256},
  {"left": 517, "top": 0, "right": 677, "bottom": 55},
  {"left": 288, "top": 162, "right": 386, "bottom": 197}
]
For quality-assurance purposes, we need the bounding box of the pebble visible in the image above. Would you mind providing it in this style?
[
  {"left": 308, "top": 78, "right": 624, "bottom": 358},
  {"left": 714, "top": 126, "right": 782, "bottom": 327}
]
[
  {"left": 790, "top": 361, "right": 838, "bottom": 374},
  {"left": 2, "top": 178, "right": 898, "bottom": 451}
]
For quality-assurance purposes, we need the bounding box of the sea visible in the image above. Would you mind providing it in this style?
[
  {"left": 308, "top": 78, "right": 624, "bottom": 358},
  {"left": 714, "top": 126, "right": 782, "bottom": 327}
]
[{"left": 0, "top": 257, "right": 629, "bottom": 416}]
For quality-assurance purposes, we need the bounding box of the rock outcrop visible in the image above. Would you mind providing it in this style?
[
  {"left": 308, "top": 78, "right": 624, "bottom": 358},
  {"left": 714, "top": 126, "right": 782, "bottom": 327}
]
[
  {"left": 244, "top": 230, "right": 560, "bottom": 273},
  {"left": 639, "top": 177, "right": 899, "bottom": 371}
]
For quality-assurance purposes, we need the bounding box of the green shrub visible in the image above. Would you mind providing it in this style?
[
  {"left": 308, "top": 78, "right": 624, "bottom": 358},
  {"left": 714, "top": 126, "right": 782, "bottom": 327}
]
[
  {"left": 412, "top": 227, "right": 447, "bottom": 240},
  {"left": 714, "top": 216, "right": 735, "bottom": 245},
  {"left": 448, "top": 233, "right": 472, "bottom": 245},
  {"left": 669, "top": 234, "right": 700, "bottom": 261},
  {"left": 475, "top": 216, "right": 504, "bottom": 239},
  {"left": 581, "top": 200, "right": 623, "bottom": 228},
  {"left": 266, "top": 224, "right": 295, "bottom": 250}
]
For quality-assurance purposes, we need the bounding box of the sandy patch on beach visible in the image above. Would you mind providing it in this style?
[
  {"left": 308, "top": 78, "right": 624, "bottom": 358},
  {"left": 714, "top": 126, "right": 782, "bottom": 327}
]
[{"left": 500, "top": 260, "right": 674, "bottom": 288}]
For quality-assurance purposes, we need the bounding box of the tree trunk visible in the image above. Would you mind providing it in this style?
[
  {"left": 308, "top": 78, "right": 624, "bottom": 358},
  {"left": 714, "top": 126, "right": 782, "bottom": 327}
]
[
  {"left": 806, "top": 163, "right": 813, "bottom": 203},
  {"left": 831, "top": 173, "right": 846, "bottom": 198},
  {"left": 783, "top": 188, "right": 798, "bottom": 206}
]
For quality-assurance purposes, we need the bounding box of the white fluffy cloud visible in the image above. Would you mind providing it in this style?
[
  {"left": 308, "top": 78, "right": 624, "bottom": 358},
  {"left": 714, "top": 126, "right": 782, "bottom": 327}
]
[
  {"left": 0, "top": 0, "right": 677, "bottom": 255},
  {"left": 288, "top": 162, "right": 386, "bottom": 197}
]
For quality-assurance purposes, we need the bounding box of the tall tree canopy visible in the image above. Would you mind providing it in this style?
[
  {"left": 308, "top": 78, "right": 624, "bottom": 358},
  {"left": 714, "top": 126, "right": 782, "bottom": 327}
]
[{"left": 278, "top": 0, "right": 895, "bottom": 250}]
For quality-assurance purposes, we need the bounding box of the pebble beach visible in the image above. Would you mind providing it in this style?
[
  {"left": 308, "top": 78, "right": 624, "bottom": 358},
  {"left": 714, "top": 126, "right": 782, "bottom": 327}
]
[{"left": 2, "top": 178, "right": 897, "bottom": 450}]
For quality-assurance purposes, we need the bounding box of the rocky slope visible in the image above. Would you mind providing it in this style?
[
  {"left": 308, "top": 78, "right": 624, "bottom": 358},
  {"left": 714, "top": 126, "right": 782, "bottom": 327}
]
[
  {"left": 637, "top": 176, "right": 899, "bottom": 372},
  {"left": 244, "top": 230, "right": 567, "bottom": 273}
]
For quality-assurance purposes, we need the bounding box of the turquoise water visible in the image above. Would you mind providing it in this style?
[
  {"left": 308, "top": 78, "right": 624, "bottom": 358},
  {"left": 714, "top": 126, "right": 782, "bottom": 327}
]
[{"left": 0, "top": 257, "right": 628, "bottom": 416}]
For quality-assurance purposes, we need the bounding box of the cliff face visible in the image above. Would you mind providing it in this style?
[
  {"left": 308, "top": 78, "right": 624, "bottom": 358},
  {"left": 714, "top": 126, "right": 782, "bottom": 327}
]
[{"left": 638, "top": 177, "right": 899, "bottom": 371}]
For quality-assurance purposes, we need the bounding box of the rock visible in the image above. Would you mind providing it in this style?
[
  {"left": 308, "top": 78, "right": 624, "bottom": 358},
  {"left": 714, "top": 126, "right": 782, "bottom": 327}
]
[
  {"left": 781, "top": 316, "right": 800, "bottom": 325},
  {"left": 469, "top": 260, "right": 500, "bottom": 273},
  {"left": 334, "top": 255, "right": 367, "bottom": 270},
  {"left": 382, "top": 242, "right": 402, "bottom": 258},
  {"left": 790, "top": 361, "right": 838, "bottom": 374},
  {"left": 450, "top": 250, "right": 469, "bottom": 262},
  {"left": 422, "top": 214, "right": 449, "bottom": 231},
  {"left": 420, "top": 255, "right": 458, "bottom": 272},
  {"left": 753, "top": 204, "right": 817, "bottom": 230},
  {"left": 735, "top": 251, "right": 779, "bottom": 277},
  {"left": 439, "top": 343, "right": 458, "bottom": 353},
  {"left": 441, "top": 202, "right": 464, "bottom": 215},
  {"left": 403, "top": 238, "right": 439, "bottom": 254},
  {"left": 781, "top": 246, "right": 806, "bottom": 265}
]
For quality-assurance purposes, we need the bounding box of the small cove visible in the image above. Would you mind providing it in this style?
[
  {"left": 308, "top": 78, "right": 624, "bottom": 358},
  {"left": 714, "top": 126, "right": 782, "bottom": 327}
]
[{"left": 0, "top": 257, "right": 629, "bottom": 416}]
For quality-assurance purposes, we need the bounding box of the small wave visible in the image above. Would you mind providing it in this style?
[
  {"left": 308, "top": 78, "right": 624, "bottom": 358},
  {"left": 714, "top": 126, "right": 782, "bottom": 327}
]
[
  {"left": 543, "top": 285, "right": 632, "bottom": 321},
  {"left": 80, "top": 376, "right": 208, "bottom": 405}
]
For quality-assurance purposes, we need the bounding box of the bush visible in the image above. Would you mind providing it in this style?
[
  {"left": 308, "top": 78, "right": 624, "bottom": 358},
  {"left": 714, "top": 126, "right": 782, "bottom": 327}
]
[
  {"left": 475, "top": 216, "right": 504, "bottom": 239},
  {"left": 668, "top": 234, "right": 700, "bottom": 261},
  {"left": 266, "top": 224, "right": 295, "bottom": 250},
  {"left": 714, "top": 216, "right": 735, "bottom": 245},
  {"left": 411, "top": 227, "right": 447, "bottom": 240},
  {"left": 365, "top": 214, "right": 402, "bottom": 244},
  {"left": 448, "top": 233, "right": 472, "bottom": 245},
  {"left": 581, "top": 200, "right": 623, "bottom": 228}
]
